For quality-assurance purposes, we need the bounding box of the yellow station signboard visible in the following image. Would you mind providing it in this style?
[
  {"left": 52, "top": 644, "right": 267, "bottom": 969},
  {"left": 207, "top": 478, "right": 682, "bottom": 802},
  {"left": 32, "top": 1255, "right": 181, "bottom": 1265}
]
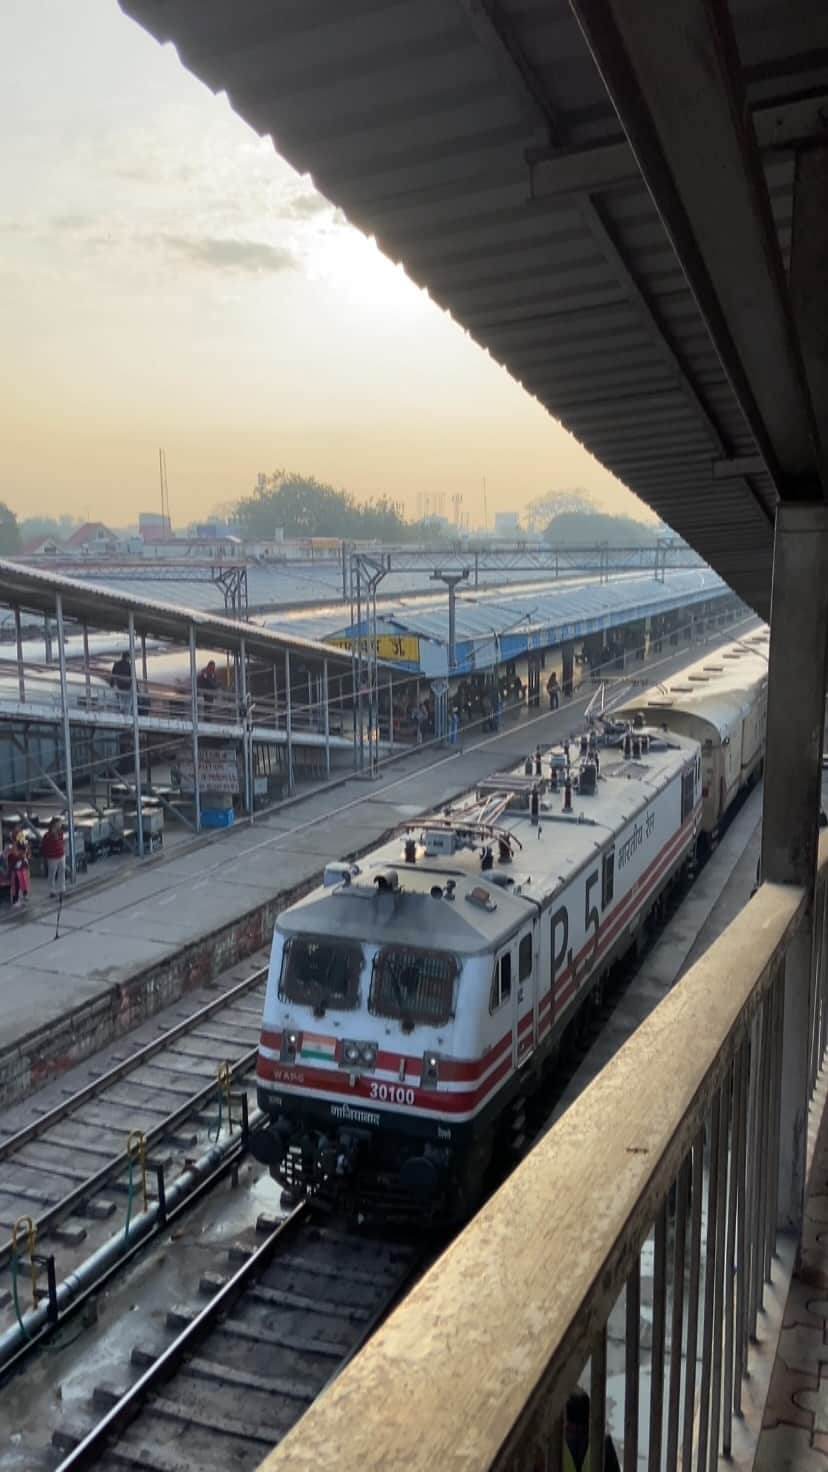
[{"left": 329, "top": 634, "right": 421, "bottom": 664}]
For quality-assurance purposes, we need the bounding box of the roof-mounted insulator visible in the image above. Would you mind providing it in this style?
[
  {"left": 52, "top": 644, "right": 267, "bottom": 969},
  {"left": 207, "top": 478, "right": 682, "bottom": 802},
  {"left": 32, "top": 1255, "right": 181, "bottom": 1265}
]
[{"left": 373, "top": 867, "right": 400, "bottom": 893}]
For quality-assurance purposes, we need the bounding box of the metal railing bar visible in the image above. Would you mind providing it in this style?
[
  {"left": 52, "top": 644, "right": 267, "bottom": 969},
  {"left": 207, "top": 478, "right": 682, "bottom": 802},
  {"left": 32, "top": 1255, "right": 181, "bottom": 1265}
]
[
  {"left": 708, "top": 1067, "right": 731, "bottom": 1467},
  {"left": 649, "top": 1205, "right": 667, "bottom": 1469},
  {"left": 746, "top": 1012, "right": 761, "bottom": 1342},
  {"left": 724, "top": 1045, "right": 745, "bottom": 1442},
  {"left": 733, "top": 1038, "right": 749, "bottom": 1412},
  {"left": 667, "top": 1155, "right": 690, "bottom": 1467},
  {"left": 590, "top": 1327, "right": 607, "bottom": 1472},
  {"left": 696, "top": 1092, "right": 721, "bottom": 1472},
  {"left": 766, "top": 965, "right": 777, "bottom": 1277},
  {"left": 682, "top": 1129, "right": 705, "bottom": 1472},
  {"left": 623, "top": 1257, "right": 640, "bottom": 1472},
  {"left": 755, "top": 1001, "right": 771, "bottom": 1315}
]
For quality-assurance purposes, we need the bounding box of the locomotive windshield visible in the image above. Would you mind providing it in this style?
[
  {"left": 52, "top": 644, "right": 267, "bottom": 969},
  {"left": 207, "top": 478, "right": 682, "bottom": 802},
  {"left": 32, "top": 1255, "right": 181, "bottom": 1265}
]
[
  {"left": 278, "top": 936, "right": 362, "bottom": 1012},
  {"left": 369, "top": 946, "right": 457, "bottom": 1027}
]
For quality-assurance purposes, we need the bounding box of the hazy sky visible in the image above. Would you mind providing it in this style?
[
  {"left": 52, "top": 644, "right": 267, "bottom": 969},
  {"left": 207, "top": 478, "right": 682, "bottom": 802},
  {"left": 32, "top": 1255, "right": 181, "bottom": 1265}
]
[{"left": 0, "top": 0, "right": 652, "bottom": 530}]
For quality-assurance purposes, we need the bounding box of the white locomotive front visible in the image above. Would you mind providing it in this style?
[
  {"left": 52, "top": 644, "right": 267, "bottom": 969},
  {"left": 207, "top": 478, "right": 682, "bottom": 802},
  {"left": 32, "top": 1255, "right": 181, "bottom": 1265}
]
[{"left": 252, "top": 723, "right": 702, "bottom": 1220}]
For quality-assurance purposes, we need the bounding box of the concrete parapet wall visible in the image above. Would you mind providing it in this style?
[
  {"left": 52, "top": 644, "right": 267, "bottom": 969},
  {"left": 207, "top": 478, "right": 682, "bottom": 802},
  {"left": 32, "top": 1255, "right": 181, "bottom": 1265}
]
[{"left": 0, "top": 897, "right": 274, "bottom": 1108}]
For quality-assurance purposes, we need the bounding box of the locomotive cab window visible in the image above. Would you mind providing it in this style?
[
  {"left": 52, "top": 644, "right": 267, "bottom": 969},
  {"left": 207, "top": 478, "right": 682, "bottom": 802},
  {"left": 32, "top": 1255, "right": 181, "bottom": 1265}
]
[
  {"left": 279, "top": 936, "right": 362, "bottom": 1011},
  {"left": 490, "top": 950, "right": 512, "bottom": 1012},
  {"left": 602, "top": 851, "right": 615, "bottom": 910},
  {"left": 681, "top": 769, "right": 695, "bottom": 821},
  {"left": 369, "top": 946, "right": 456, "bottom": 1027},
  {"left": 518, "top": 934, "right": 532, "bottom": 982}
]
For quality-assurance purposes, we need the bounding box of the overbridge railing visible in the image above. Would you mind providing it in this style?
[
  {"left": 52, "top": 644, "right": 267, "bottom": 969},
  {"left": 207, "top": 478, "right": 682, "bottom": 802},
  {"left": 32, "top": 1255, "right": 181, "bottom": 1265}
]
[{"left": 261, "top": 836, "right": 828, "bottom": 1472}]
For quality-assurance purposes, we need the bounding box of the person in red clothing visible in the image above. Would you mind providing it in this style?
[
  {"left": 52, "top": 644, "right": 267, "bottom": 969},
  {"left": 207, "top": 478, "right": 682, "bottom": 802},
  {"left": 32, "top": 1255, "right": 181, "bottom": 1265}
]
[
  {"left": 8, "top": 831, "right": 31, "bottom": 907},
  {"left": 42, "top": 817, "right": 66, "bottom": 897}
]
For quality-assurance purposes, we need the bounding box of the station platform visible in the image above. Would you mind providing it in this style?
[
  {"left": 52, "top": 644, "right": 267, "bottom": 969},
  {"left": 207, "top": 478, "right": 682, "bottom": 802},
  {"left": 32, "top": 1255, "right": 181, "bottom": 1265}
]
[{"left": 0, "top": 631, "right": 749, "bottom": 1108}]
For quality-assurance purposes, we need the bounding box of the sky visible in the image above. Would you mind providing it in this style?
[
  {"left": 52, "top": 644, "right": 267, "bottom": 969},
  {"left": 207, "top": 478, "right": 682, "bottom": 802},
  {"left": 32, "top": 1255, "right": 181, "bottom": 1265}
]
[{"left": 0, "top": 0, "right": 653, "bottom": 531}]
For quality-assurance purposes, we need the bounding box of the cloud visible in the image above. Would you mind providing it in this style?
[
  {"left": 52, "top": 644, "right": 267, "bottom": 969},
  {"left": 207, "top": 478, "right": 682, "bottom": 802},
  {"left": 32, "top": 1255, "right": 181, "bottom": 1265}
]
[
  {"left": 280, "top": 188, "right": 330, "bottom": 220},
  {"left": 161, "top": 234, "right": 299, "bottom": 273},
  {"left": 51, "top": 211, "right": 98, "bottom": 232}
]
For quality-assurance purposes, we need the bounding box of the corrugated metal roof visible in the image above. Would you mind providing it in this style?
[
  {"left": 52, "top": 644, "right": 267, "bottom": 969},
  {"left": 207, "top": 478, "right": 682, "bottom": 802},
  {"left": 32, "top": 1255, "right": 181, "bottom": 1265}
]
[
  {"left": 269, "top": 568, "right": 730, "bottom": 667},
  {"left": 0, "top": 558, "right": 354, "bottom": 670},
  {"left": 119, "top": 0, "right": 827, "bottom": 620},
  {"left": 31, "top": 561, "right": 645, "bottom": 615}
]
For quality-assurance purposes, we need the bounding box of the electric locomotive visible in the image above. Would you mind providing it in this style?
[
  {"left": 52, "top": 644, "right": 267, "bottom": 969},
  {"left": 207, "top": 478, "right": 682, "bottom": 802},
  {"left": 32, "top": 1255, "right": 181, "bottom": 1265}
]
[{"left": 252, "top": 719, "right": 703, "bottom": 1220}]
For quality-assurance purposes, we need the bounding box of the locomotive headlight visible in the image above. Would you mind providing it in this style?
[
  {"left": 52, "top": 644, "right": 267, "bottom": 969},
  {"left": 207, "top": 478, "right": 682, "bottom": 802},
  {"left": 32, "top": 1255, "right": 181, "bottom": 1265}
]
[
  {"left": 340, "top": 1040, "right": 378, "bottom": 1071},
  {"left": 280, "top": 1030, "right": 302, "bottom": 1064},
  {"left": 421, "top": 1053, "right": 440, "bottom": 1090}
]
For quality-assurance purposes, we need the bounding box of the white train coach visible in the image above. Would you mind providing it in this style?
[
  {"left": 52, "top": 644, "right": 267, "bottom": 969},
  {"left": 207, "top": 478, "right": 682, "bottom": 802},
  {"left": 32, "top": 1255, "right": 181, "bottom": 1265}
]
[{"left": 615, "top": 628, "right": 768, "bottom": 844}]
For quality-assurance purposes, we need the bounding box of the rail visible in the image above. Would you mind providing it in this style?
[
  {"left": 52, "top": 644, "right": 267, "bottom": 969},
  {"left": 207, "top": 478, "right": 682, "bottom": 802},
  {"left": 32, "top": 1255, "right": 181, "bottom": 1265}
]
[
  {"left": 259, "top": 837, "right": 828, "bottom": 1472},
  {"left": 0, "top": 966, "right": 268, "bottom": 1278},
  {"left": 53, "top": 1205, "right": 427, "bottom": 1470}
]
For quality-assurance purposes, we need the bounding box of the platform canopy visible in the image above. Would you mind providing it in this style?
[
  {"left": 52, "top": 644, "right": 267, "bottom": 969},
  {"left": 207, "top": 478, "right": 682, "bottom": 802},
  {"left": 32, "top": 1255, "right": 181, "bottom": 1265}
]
[
  {"left": 0, "top": 558, "right": 355, "bottom": 672},
  {"left": 119, "top": 0, "right": 828, "bottom": 620}
]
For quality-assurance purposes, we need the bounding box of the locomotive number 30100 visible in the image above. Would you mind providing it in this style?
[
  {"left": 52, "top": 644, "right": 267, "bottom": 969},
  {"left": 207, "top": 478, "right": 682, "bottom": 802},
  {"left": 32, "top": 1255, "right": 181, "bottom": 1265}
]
[{"left": 369, "top": 1083, "right": 417, "bottom": 1104}]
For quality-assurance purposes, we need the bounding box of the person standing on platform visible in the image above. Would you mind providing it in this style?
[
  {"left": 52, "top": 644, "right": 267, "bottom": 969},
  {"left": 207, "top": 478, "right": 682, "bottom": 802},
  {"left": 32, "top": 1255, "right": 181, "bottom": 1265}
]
[
  {"left": 9, "top": 831, "right": 31, "bottom": 908},
  {"left": 42, "top": 818, "right": 66, "bottom": 898},
  {"left": 197, "top": 659, "right": 219, "bottom": 716},
  {"left": 109, "top": 651, "right": 132, "bottom": 714},
  {"left": 546, "top": 670, "right": 560, "bottom": 710},
  {"left": 563, "top": 1388, "right": 620, "bottom": 1472}
]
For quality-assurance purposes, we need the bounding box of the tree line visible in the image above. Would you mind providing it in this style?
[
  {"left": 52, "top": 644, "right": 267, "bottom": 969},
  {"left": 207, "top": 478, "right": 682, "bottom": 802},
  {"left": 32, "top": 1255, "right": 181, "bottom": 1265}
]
[{"left": 229, "top": 470, "right": 448, "bottom": 543}]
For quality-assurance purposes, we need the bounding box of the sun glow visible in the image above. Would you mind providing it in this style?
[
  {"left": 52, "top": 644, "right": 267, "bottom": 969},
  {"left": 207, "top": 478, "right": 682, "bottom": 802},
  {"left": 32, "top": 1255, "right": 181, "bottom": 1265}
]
[{"left": 304, "top": 221, "right": 429, "bottom": 317}]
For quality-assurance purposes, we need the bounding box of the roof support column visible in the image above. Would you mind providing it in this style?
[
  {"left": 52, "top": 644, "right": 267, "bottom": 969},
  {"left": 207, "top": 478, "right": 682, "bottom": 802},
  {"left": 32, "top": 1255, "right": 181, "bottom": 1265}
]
[
  {"left": 189, "top": 624, "right": 201, "bottom": 832},
  {"left": 790, "top": 143, "right": 828, "bottom": 498},
  {"left": 82, "top": 624, "right": 91, "bottom": 706},
  {"left": 763, "top": 144, "right": 828, "bottom": 1232},
  {"left": 323, "top": 659, "right": 331, "bottom": 782},
  {"left": 14, "top": 607, "right": 24, "bottom": 702},
  {"left": 239, "top": 636, "right": 252, "bottom": 817},
  {"left": 128, "top": 612, "right": 144, "bottom": 859},
  {"left": 54, "top": 593, "right": 76, "bottom": 884},
  {"left": 284, "top": 650, "right": 294, "bottom": 795},
  {"left": 761, "top": 505, "right": 828, "bottom": 1233}
]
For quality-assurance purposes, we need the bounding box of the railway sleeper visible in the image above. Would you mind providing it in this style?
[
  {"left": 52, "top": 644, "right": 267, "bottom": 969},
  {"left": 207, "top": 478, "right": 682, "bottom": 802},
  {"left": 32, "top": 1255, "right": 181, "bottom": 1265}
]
[
  {"left": 83, "top": 1197, "right": 117, "bottom": 1219},
  {"left": 141, "top": 1395, "right": 285, "bottom": 1444},
  {"left": 128, "top": 1345, "right": 314, "bottom": 1404},
  {"left": 99, "top": 1436, "right": 259, "bottom": 1472},
  {"left": 191, "top": 1313, "right": 344, "bottom": 1361},
  {"left": 225, "top": 1243, "right": 403, "bottom": 1289},
  {"left": 197, "top": 1270, "right": 372, "bottom": 1320},
  {"left": 164, "top": 1303, "right": 347, "bottom": 1360},
  {"left": 36, "top": 1131, "right": 124, "bottom": 1161}
]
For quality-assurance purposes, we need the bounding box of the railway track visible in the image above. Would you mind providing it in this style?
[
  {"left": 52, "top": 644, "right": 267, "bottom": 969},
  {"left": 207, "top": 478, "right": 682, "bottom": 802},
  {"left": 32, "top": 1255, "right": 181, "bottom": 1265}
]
[
  {"left": 0, "top": 960, "right": 270, "bottom": 1290},
  {"left": 53, "top": 1204, "right": 424, "bottom": 1471}
]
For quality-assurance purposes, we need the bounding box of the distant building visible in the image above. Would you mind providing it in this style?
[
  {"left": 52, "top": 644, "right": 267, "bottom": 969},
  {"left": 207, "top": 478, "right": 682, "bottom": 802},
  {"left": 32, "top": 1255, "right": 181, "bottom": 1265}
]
[
  {"left": 139, "top": 512, "right": 172, "bottom": 542},
  {"left": 19, "top": 535, "right": 61, "bottom": 556},
  {"left": 494, "top": 511, "right": 522, "bottom": 536},
  {"left": 64, "top": 522, "right": 120, "bottom": 554}
]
